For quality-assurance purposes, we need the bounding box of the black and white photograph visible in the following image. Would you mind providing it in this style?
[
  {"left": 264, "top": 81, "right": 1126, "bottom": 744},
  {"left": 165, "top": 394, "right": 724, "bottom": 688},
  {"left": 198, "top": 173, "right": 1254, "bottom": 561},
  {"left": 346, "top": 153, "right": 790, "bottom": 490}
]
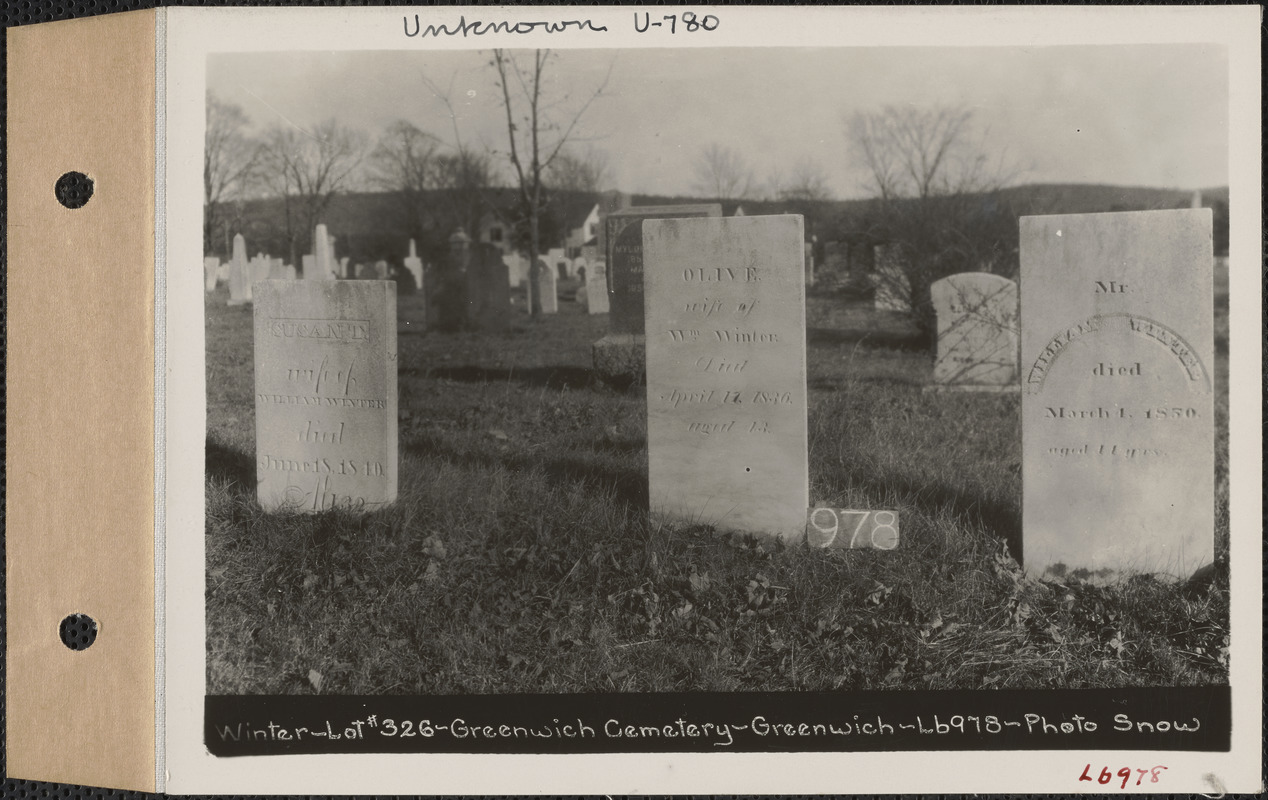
[{"left": 159, "top": 5, "right": 1260, "bottom": 793}]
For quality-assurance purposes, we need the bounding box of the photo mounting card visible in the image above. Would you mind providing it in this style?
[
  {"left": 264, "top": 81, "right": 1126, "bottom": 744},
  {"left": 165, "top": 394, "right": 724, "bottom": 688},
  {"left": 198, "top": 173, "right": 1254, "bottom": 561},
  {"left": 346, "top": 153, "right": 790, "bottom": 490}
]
[{"left": 152, "top": 4, "right": 1261, "bottom": 795}]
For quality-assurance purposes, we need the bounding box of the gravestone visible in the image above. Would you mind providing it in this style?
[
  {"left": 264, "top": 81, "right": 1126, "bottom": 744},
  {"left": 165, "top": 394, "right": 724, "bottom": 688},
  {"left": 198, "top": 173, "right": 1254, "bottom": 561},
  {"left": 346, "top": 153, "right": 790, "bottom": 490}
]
[
  {"left": 216, "top": 262, "right": 230, "bottom": 285},
  {"left": 339, "top": 257, "right": 350, "bottom": 279},
  {"left": 253, "top": 280, "right": 398, "bottom": 513},
  {"left": 873, "top": 244, "right": 911, "bottom": 312},
  {"left": 204, "top": 256, "right": 220, "bottom": 292},
  {"left": 586, "top": 261, "right": 609, "bottom": 314},
  {"left": 268, "top": 258, "right": 289, "bottom": 280},
  {"left": 643, "top": 214, "right": 808, "bottom": 540},
  {"left": 404, "top": 239, "right": 424, "bottom": 290},
  {"left": 595, "top": 204, "right": 723, "bottom": 379},
  {"left": 302, "top": 254, "right": 316, "bottom": 280},
  {"left": 427, "top": 229, "right": 472, "bottom": 331},
  {"left": 1020, "top": 209, "right": 1214, "bottom": 581},
  {"left": 374, "top": 260, "right": 389, "bottom": 280},
  {"left": 252, "top": 253, "right": 271, "bottom": 285},
  {"left": 804, "top": 242, "right": 815, "bottom": 287},
  {"left": 929, "top": 272, "right": 1019, "bottom": 391},
  {"left": 465, "top": 243, "right": 512, "bottom": 332},
  {"left": 503, "top": 252, "right": 524, "bottom": 288},
  {"left": 311, "top": 224, "right": 335, "bottom": 280},
  {"left": 527, "top": 260, "right": 558, "bottom": 314},
  {"left": 228, "top": 233, "right": 251, "bottom": 305}
]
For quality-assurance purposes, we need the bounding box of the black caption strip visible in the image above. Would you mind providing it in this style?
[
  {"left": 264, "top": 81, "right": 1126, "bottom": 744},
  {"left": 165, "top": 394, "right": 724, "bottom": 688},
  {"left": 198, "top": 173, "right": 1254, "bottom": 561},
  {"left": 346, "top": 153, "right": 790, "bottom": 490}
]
[{"left": 207, "top": 686, "right": 1228, "bottom": 756}]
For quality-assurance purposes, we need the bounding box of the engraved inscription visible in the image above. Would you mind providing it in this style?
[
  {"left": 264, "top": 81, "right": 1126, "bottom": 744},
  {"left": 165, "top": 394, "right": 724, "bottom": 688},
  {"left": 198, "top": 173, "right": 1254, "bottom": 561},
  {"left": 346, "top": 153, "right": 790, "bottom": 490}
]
[
  {"left": 643, "top": 215, "right": 807, "bottom": 539},
  {"left": 1026, "top": 313, "right": 1210, "bottom": 392},
  {"left": 270, "top": 318, "right": 370, "bottom": 342}
]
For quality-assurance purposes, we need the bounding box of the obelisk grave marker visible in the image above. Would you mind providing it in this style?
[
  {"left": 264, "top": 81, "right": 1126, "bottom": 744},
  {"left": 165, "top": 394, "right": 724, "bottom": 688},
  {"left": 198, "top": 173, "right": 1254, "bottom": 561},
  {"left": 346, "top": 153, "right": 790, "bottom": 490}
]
[
  {"left": 254, "top": 280, "right": 398, "bottom": 513},
  {"left": 1020, "top": 209, "right": 1214, "bottom": 580},
  {"left": 644, "top": 215, "right": 808, "bottom": 540}
]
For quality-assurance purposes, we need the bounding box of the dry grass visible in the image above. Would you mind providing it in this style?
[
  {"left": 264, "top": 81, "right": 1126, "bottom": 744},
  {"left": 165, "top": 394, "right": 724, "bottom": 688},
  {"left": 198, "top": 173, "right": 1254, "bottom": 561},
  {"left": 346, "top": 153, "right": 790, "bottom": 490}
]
[{"left": 205, "top": 284, "right": 1229, "bottom": 695}]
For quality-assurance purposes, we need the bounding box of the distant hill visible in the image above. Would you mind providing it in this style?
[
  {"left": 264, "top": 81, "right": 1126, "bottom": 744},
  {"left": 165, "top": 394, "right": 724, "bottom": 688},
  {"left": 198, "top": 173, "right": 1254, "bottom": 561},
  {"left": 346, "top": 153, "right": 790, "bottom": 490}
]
[{"left": 207, "top": 182, "right": 1229, "bottom": 263}]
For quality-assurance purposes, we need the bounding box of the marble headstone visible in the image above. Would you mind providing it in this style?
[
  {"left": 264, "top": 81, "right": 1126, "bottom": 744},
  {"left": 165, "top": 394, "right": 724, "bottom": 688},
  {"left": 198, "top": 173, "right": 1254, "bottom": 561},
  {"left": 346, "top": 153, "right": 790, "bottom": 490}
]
[
  {"left": 527, "top": 260, "right": 558, "bottom": 314},
  {"left": 228, "top": 233, "right": 251, "bottom": 305},
  {"left": 643, "top": 214, "right": 808, "bottom": 540},
  {"left": 252, "top": 254, "right": 271, "bottom": 285},
  {"left": 312, "top": 224, "right": 335, "bottom": 280},
  {"left": 404, "top": 240, "right": 424, "bottom": 290},
  {"left": 204, "top": 256, "right": 220, "bottom": 292},
  {"left": 253, "top": 280, "right": 398, "bottom": 513},
  {"left": 930, "top": 272, "right": 1019, "bottom": 388},
  {"left": 586, "top": 261, "right": 610, "bottom": 314},
  {"left": 302, "top": 254, "right": 316, "bottom": 280},
  {"left": 1020, "top": 209, "right": 1214, "bottom": 580}
]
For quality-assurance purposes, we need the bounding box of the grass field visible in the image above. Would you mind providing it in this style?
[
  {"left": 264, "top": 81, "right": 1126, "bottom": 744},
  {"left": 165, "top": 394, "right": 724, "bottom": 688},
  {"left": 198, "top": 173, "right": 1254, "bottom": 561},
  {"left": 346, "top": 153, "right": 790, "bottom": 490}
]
[{"left": 206, "top": 280, "right": 1230, "bottom": 695}]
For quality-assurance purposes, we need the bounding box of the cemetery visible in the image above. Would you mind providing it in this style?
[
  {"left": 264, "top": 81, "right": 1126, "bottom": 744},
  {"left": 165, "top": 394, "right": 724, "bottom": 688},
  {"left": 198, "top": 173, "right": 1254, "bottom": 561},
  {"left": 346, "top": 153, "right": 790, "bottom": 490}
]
[
  {"left": 205, "top": 200, "right": 1230, "bottom": 696},
  {"left": 201, "top": 48, "right": 1230, "bottom": 697}
]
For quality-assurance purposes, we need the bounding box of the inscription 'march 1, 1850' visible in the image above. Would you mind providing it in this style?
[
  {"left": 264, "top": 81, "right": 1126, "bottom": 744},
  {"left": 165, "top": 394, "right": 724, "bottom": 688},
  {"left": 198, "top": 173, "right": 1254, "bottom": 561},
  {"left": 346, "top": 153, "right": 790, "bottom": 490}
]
[{"left": 1025, "top": 312, "right": 1211, "bottom": 393}]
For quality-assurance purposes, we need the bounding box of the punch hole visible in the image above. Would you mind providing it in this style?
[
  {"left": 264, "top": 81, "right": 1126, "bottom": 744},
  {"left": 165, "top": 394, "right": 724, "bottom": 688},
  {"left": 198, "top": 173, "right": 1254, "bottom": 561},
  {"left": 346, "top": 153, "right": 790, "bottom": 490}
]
[
  {"left": 745, "top": 467, "right": 751, "bottom": 472},
  {"left": 55, "top": 171, "right": 94, "bottom": 209},
  {"left": 59, "top": 613, "right": 98, "bottom": 651}
]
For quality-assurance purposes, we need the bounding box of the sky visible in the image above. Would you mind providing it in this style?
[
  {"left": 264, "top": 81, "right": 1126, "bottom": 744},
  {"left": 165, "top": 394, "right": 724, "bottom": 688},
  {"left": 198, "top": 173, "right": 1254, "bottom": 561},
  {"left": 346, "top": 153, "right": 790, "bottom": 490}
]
[{"left": 207, "top": 44, "right": 1228, "bottom": 200}]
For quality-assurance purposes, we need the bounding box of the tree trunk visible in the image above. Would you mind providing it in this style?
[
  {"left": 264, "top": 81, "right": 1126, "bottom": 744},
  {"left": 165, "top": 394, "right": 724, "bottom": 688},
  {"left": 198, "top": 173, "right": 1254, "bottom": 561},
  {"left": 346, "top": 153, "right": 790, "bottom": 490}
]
[{"left": 528, "top": 205, "right": 542, "bottom": 318}]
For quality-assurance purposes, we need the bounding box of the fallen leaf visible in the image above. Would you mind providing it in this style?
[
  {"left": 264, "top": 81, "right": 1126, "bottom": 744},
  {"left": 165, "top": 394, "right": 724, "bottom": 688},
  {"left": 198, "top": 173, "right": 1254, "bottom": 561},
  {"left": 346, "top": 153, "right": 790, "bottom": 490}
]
[{"left": 422, "top": 536, "right": 447, "bottom": 560}]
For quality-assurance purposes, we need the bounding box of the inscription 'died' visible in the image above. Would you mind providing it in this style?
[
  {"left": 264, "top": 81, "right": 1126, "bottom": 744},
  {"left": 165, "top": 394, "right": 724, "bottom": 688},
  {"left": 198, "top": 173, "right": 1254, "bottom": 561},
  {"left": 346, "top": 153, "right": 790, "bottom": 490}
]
[
  {"left": 254, "top": 281, "right": 397, "bottom": 514},
  {"left": 643, "top": 215, "right": 807, "bottom": 540}
]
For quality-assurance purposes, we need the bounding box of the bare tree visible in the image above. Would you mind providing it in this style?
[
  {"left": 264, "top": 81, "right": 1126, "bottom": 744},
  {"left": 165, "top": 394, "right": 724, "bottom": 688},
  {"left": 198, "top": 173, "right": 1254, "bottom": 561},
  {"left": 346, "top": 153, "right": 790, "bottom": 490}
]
[
  {"left": 257, "top": 119, "right": 367, "bottom": 266},
  {"left": 547, "top": 146, "right": 611, "bottom": 194},
  {"left": 845, "top": 104, "right": 1017, "bottom": 339},
  {"left": 491, "top": 48, "right": 611, "bottom": 318},
  {"left": 204, "top": 92, "right": 260, "bottom": 255},
  {"left": 775, "top": 158, "right": 834, "bottom": 203},
  {"left": 368, "top": 119, "right": 445, "bottom": 244},
  {"left": 432, "top": 149, "right": 499, "bottom": 243},
  {"left": 692, "top": 142, "right": 754, "bottom": 201}
]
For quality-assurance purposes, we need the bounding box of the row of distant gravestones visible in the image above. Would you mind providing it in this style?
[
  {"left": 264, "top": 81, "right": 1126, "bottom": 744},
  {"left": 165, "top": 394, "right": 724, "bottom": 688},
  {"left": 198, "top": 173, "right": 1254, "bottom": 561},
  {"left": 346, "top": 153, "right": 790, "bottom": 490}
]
[{"left": 244, "top": 207, "right": 1216, "bottom": 586}]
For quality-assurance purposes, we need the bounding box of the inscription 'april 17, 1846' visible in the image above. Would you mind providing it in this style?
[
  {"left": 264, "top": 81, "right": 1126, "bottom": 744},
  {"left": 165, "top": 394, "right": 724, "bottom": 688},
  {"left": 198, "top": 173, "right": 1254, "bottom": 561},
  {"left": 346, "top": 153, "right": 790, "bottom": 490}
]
[
  {"left": 1020, "top": 210, "right": 1214, "bottom": 581},
  {"left": 644, "top": 215, "right": 808, "bottom": 541},
  {"left": 254, "top": 281, "right": 398, "bottom": 513}
]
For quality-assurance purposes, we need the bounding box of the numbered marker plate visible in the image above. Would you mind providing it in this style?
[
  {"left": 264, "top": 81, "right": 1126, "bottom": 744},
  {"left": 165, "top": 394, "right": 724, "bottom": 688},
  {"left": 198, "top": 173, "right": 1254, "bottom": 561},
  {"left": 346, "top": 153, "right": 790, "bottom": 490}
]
[{"left": 806, "top": 508, "right": 900, "bottom": 550}]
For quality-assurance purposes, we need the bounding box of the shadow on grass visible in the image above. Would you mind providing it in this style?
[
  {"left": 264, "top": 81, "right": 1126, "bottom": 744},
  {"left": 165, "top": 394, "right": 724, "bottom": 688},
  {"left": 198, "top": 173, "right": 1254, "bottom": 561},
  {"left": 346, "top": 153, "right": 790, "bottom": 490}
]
[
  {"left": 838, "top": 460, "right": 1022, "bottom": 560},
  {"left": 207, "top": 438, "right": 254, "bottom": 486},
  {"left": 404, "top": 433, "right": 649, "bottom": 511},
  {"left": 807, "top": 326, "right": 926, "bottom": 351},
  {"left": 410, "top": 364, "right": 601, "bottom": 391}
]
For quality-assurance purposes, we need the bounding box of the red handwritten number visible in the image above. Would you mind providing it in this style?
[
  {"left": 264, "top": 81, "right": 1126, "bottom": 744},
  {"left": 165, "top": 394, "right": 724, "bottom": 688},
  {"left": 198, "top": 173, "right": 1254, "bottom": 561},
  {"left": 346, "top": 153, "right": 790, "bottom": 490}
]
[{"left": 1081, "top": 765, "right": 1167, "bottom": 788}]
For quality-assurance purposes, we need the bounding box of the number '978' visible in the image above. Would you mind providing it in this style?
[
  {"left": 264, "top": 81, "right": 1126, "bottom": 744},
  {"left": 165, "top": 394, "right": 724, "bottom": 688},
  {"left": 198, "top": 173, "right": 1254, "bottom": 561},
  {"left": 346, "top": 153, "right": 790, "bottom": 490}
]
[
  {"left": 1079, "top": 764, "right": 1167, "bottom": 788},
  {"left": 806, "top": 508, "right": 899, "bottom": 549}
]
